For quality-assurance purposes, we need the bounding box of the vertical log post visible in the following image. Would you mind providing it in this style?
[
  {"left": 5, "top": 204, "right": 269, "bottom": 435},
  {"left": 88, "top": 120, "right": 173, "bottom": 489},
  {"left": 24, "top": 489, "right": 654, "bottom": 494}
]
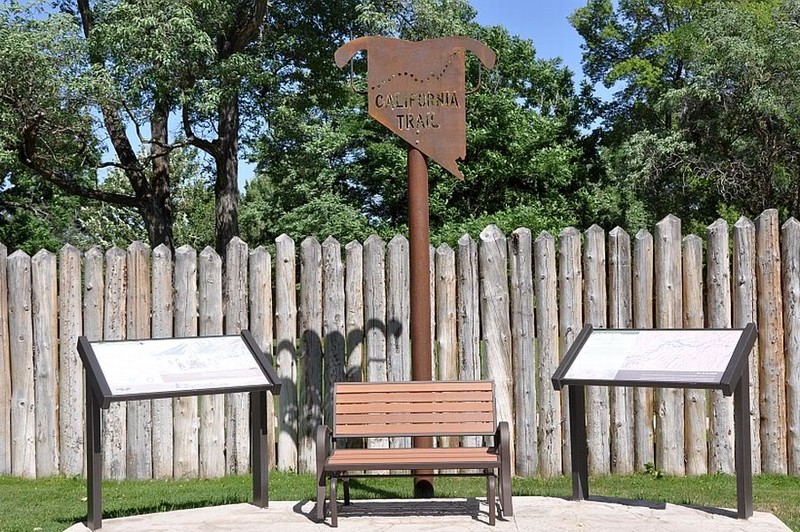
[
  {"left": 633, "top": 230, "right": 655, "bottom": 472},
  {"left": 59, "top": 245, "right": 83, "bottom": 476},
  {"left": 275, "top": 235, "right": 298, "bottom": 471},
  {"left": 783, "top": 218, "right": 800, "bottom": 474},
  {"left": 559, "top": 228, "right": 582, "bottom": 474},
  {"left": 299, "top": 237, "right": 322, "bottom": 473},
  {"left": 174, "top": 246, "right": 199, "bottom": 478},
  {"left": 151, "top": 244, "right": 174, "bottom": 479}
]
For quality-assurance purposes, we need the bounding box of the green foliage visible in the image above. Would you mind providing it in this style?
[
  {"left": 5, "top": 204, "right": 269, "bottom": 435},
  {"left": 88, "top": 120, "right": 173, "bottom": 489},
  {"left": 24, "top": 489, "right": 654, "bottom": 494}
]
[
  {"left": 243, "top": 1, "right": 590, "bottom": 246},
  {"left": 571, "top": 0, "right": 800, "bottom": 229}
]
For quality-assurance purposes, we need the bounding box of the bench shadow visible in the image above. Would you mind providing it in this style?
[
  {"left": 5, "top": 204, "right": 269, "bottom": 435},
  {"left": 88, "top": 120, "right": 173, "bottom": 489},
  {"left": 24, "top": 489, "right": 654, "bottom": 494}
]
[{"left": 293, "top": 498, "right": 503, "bottom": 527}]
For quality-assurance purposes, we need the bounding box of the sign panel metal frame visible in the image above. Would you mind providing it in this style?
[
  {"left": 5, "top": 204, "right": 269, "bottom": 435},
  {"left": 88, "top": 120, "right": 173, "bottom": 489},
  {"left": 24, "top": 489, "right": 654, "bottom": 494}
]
[
  {"left": 552, "top": 323, "right": 757, "bottom": 520},
  {"left": 78, "top": 330, "right": 281, "bottom": 530}
]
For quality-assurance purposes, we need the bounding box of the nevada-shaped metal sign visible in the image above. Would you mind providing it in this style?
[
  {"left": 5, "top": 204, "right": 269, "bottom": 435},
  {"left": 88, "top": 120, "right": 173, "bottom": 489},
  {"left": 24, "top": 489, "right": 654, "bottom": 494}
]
[{"left": 335, "top": 36, "right": 496, "bottom": 180}]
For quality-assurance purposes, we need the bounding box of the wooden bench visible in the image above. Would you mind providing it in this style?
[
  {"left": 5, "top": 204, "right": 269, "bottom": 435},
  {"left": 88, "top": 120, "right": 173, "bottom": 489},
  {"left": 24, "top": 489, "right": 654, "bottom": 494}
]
[{"left": 315, "top": 380, "right": 513, "bottom": 526}]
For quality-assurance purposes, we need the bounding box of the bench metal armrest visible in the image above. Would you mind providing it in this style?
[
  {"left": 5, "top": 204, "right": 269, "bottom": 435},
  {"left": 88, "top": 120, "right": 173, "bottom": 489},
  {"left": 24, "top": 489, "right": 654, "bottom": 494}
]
[{"left": 316, "top": 424, "right": 332, "bottom": 481}]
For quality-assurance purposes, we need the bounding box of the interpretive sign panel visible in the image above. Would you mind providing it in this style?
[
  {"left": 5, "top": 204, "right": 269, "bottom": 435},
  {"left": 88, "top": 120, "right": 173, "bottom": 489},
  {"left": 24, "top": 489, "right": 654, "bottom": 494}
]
[
  {"left": 562, "top": 329, "right": 745, "bottom": 386},
  {"left": 78, "top": 331, "right": 279, "bottom": 529},
  {"left": 552, "top": 324, "right": 757, "bottom": 520}
]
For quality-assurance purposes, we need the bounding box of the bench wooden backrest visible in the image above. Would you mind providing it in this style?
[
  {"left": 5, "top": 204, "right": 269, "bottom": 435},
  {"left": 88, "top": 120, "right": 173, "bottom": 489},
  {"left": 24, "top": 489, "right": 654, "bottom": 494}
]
[{"left": 332, "top": 380, "right": 496, "bottom": 438}]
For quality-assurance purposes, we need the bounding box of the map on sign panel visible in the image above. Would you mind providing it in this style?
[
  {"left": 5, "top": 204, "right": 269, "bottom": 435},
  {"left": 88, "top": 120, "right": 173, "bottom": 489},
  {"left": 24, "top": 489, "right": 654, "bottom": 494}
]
[
  {"left": 91, "top": 336, "right": 269, "bottom": 396},
  {"left": 564, "top": 329, "right": 743, "bottom": 384}
]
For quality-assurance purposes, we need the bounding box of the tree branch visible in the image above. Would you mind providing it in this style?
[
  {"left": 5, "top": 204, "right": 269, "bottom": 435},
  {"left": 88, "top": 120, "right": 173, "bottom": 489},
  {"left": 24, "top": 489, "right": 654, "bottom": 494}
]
[{"left": 182, "top": 105, "right": 219, "bottom": 156}]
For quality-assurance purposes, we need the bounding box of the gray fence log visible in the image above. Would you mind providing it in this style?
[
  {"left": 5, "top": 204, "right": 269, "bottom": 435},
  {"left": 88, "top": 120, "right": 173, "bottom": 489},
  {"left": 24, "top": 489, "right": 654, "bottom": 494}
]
[
  {"left": 275, "top": 235, "right": 299, "bottom": 470},
  {"left": 784, "top": 218, "right": 800, "bottom": 474},
  {"left": 654, "top": 215, "right": 685, "bottom": 476},
  {"left": 479, "top": 225, "right": 514, "bottom": 471},
  {"left": 733, "top": 217, "right": 761, "bottom": 472},
  {"left": 103, "top": 248, "right": 127, "bottom": 480},
  {"left": 323, "top": 237, "right": 346, "bottom": 427},
  {"left": 151, "top": 244, "right": 174, "bottom": 479},
  {"left": 0, "top": 245, "right": 9, "bottom": 475},
  {"left": 8, "top": 251, "right": 34, "bottom": 478},
  {"left": 386, "top": 235, "right": 411, "bottom": 450},
  {"left": 633, "top": 230, "right": 655, "bottom": 471},
  {"left": 457, "top": 235, "right": 482, "bottom": 450},
  {"left": 249, "top": 246, "right": 275, "bottom": 470},
  {"left": 174, "top": 246, "right": 199, "bottom": 478},
  {"left": 558, "top": 228, "right": 582, "bottom": 473},
  {"left": 707, "top": 220, "right": 735, "bottom": 474},
  {"left": 535, "top": 231, "right": 561, "bottom": 477},
  {"left": 756, "top": 210, "right": 788, "bottom": 473},
  {"left": 510, "top": 229, "right": 536, "bottom": 476},
  {"left": 345, "top": 241, "right": 364, "bottom": 383},
  {"left": 608, "top": 227, "right": 634, "bottom": 474},
  {"left": 198, "top": 247, "right": 225, "bottom": 478},
  {"left": 682, "top": 235, "right": 707, "bottom": 475},
  {"left": 58, "top": 246, "right": 83, "bottom": 477},
  {"left": 584, "top": 225, "right": 610, "bottom": 474},
  {"left": 32, "top": 250, "right": 58, "bottom": 477},
  {"left": 299, "top": 237, "right": 322, "bottom": 472}
]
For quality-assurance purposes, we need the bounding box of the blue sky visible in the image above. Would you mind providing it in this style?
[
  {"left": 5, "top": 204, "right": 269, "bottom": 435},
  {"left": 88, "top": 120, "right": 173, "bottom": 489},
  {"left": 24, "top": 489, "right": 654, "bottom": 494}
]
[{"left": 469, "top": 0, "right": 588, "bottom": 81}]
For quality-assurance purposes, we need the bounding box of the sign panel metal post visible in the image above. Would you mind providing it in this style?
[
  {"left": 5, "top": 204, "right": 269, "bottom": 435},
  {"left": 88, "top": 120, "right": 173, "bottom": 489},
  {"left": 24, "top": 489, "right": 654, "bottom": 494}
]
[
  {"left": 553, "top": 324, "right": 756, "bottom": 519},
  {"left": 86, "top": 385, "right": 102, "bottom": 530}
]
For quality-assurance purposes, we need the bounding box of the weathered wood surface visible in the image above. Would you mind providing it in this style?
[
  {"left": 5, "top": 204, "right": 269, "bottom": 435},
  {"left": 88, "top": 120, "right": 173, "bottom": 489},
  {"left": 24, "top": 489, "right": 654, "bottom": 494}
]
[
  {"left": 8, "top": 251, "right": 35, "bottom": 478},
  {"left": 58, "top": 245, "right": 83, "bottom": 477},
  {"left": 682, "top": 234, "right": 707, "bottom": 476},
  {"left": 479, "top": 225, "right": 514, "bottom": 471},
  {"left": 584, "top": 225, "right": 609, "bottom": 475},
  {"left": 323, "top": 237, "right": 346, "bottom": 426},
  {"left": 654, "top": 215, "right": 685, "bottom": 476},
  {"left": 103, "top": 248, "right": 127, "bottom": 480},
  {"left": 225, "top": 238, "right": 250, "bottom": 475},
  {"left": 126, "top": 242, "right": 152, "bottom": 481},
  {"left": 151, "top": 244, "right": 174, "bottom": 479},
  {"left": 457, "top": 234, "right": 482, "bottom": 450},
  {"left": 534, "top": 231, "right": 561, "bottom": 477},
  {"left": 756, "top": 210, "right": 787, "bottom": 474},
  {"left": 707, "top": 220, "right": 735, "bottom": 474},
  {"left": 0, "top": 245, "right": 9, "bottom": 475},
  {"left": 386, "top": 236, "right": 410, "bottom": 450},
  {"left": 558, "top": 227, "right": 582, "bottom": 473},
  {"left": 32, "top": 250, "right": 58, "bottom": 477},
  {"left": 733, "top": 217, "right": 761, "bottom": 472},
  {"left": 82, "top": 248, "right": 104, "bottom": 479},
  {"left": 435, "top": 243, "right": 458, "bottom": 453},
  {"left": 198, "top": 247, "right": 225, "bottom": 478},
  {"left": 608, "top": 227, "right": 634, "bottom": 475},
  {"left": 509, "top": 228, "right": 536, "bottom": 476},
  {"left": 784, "top": 218, "right": 800, "bottom": 474},
  {"left": 275, "top": 235, "right": 298, "bottom": 470},
  {"left": 344, "top": 241, "right": 364, "bottom": 383},
  {"left": 174, "top": 246, "right": 198, "bottom": 479},
  {"left": 633, "top": 230, "right": 654, "bottom": 472},
  {"left": 299, "top": 237, "right": 322, "bottom": 472},
  {"left": 249, "top": 246, "right": 275, "bottom": 470},
  {"left": 364, "top": 235, "right": 388, "bottom": 450}
]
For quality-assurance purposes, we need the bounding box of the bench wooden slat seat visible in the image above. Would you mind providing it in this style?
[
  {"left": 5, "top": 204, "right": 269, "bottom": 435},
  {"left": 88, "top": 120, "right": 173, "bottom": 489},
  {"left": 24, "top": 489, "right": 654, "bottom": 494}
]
[{"left": 316, "top": 380, "right": 513, "bottom": 527}]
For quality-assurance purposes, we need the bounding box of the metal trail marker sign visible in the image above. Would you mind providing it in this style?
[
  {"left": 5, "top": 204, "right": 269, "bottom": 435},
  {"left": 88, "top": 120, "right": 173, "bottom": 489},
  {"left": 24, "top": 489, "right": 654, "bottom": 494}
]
[
  {"left": 335, "top": 36, "right": 495, "bottom": 497},
  {"left": 335, "top": 36, "right": 496, "bottom": 180}
]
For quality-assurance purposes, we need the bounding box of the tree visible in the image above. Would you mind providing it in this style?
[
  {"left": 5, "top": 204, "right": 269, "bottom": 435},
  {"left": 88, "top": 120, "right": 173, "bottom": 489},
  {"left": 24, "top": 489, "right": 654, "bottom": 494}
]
[
  {"left": 571, "top": 0, "right": 800, "bottom": 229},
  {"left": 242, "top": 0, "right": 589, "bottom": 245}
]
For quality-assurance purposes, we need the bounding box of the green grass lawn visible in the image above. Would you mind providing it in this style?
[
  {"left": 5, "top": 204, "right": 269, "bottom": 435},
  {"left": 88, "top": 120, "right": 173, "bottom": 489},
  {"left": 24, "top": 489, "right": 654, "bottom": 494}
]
[{"left": 1, "top": 473, "right": 798, "bottom": 532}]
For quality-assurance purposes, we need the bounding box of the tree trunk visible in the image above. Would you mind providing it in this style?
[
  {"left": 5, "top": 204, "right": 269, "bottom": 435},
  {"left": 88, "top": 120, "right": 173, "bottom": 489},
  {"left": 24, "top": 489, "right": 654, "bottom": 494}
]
[
  {"left": 214, "top": 93, "right": 240, "bottom": 256},
  {"left": 145, "top": 98, "right": 175, "bottom": 250}
]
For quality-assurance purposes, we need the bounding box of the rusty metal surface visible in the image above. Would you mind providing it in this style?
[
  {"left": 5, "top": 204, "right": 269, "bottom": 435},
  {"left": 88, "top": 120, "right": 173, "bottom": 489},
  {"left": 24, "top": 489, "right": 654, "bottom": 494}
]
[{"left": 335, "top": 36, "right": 496, "bottom": 180}]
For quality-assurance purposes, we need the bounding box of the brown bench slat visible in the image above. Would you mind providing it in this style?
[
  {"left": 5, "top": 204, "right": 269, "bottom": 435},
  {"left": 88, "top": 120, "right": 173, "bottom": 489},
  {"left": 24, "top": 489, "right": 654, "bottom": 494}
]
[
  {"left": 336, "top": 402, "right": 493, "bottom": 414},
  {"left": 335, "top": 390, "right": 494, "bottom": 404},
  {"left": 335, "top": 381, "right": 493, "bottom": 394},
  {"left": 335, "top": 421, "right": 494, "bottom": 437},
  {"left": 336, "top": 411, "right": 494, "bottom": 425},
  {"left": 326, "top": 447, "right": 500, "bottom": 471}
]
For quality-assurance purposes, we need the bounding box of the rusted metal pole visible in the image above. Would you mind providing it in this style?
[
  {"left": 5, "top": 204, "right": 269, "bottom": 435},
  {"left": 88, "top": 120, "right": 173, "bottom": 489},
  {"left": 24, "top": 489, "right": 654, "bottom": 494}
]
[{"left": 408, "top": 145, "right": 434, "bottom": 497}]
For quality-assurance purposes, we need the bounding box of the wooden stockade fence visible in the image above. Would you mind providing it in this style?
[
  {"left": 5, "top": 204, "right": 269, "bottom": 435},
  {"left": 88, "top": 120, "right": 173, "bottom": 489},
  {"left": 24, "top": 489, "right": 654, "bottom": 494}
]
[{"left": 1, "top": 210, "right": 800, "bottom": 480}]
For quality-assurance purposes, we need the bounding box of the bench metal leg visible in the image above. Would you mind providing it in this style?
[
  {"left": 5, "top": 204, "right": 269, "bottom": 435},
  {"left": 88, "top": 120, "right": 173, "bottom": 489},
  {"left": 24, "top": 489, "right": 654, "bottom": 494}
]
[
  {"left": 343, "top": 478, "right": 351, "bottom": 505},
  {"left": 487, "top": 473, "right": 496, "bottom": 526},
  {"left": 330, "top": 476, "right": 338, "bottom": 527},
  {"left": 316, "top": 475, "right": 326, "bottom": 522}
]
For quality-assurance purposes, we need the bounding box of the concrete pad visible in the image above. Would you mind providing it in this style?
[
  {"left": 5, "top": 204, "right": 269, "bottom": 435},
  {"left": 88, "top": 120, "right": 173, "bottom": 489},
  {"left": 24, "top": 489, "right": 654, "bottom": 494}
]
[{"left": 63, "top": 496, "right": 790, "bottom": 532}]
